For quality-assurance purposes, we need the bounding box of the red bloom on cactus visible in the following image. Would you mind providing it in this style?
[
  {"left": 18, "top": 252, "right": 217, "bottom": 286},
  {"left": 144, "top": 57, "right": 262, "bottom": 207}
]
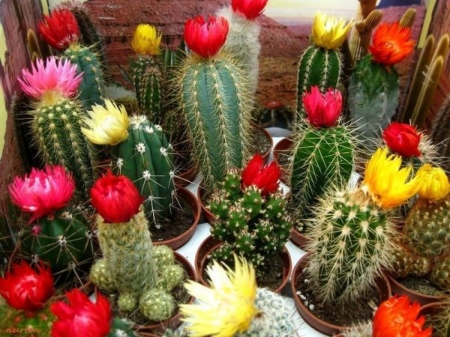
[
  {"left": 0, "top": 261, "right": 54, "bottom": 312},
  {"left": 8, "top": 165, "right": 75, "bottom": 224},
  {"left": 369, "top": 22, "right": 415, "bottom": 66},
  {"left": 383, "top": 123, "right": 421, "bottom": 158},
  {"left": 303, "top": 86, "right": 342, "bottom": 127},
  {"left": 372, "top": 295, "right": 432, "bottom": 337},
  {"left": 184, "top": 16, "right": 229, "bottom": 58},
  {"left": 51, "top": 289, "right": 111, "bottom": 337},
  {"left": 241, "top": 154, "right": 280, "bottom": 196},
  {"left": 90, "top": 170, "right": 144, "bottom": 223},
  {"left": 232, "top": 0, "right": 269, "bottom": 20},
  {"left": 38, "top": 8, "right": 80, "bottom": 51}
]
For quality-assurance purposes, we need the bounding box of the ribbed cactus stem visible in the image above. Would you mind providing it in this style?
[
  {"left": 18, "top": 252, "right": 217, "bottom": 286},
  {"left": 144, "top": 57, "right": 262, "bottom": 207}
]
[
  {"left": 26, "top": 29, "right": 42, "bottom": 62},
  {"left": 399, "top": 8, "right": 416, "bottom": 28}
]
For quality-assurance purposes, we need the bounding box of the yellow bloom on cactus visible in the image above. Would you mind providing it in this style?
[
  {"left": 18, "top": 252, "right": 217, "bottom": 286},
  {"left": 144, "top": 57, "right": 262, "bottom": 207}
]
[
  {"left": 180, "top": 255, "right": 258, "bottom": 337},
  {"left": 311, "top": 12, "right": 353, "bottom": 50},
  {"left": 362, "top": 148, "right": 422, "bottom": 209},
  {"left": 415, "top": 164, "right": 450, "bottom": 201},
  {"left": 131, "top": 24, "right": 162, "bottom": 55},
  {"left": 81, "top": 99, "right": 129, "bottom": 146}
]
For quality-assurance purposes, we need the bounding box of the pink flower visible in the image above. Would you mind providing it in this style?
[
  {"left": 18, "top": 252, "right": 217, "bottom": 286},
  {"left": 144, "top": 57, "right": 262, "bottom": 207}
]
[
  {"left": 18, "top": 56, "right": 82, "bottom": 100},
  {"left": 232, "top": 0, "right": 269, "bottom": 20},
  {"left": 51, "top": 289, "right": 112, "bottom": 337},
  {"left": 241, "top": 154, "right": 280, "bottom": 196},
  {"left": 38, "top": 8, "right": 80, "bottom": 51},
  {"left": 8, "top": 165, "right": 75, "bottom": 224},
  {"left": 90, "top": 170, "right": 144, "bottom": 223},
  {"left": 383, "top": 123, "right": 421, "bottom": 158},
  {"left": 0, "top": 261, "right": 54, "bottom": 312},
  {"left": 303, "top": 86, "right": 342, "bottom": 127},
  {"left": 184, "top": 16, "right": 229, "bottom": 58}
]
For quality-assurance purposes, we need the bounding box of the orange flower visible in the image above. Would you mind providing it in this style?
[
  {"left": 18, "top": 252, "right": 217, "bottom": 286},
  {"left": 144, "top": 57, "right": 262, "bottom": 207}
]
[
  {"left": 373, "top": 295, "right": 432, "bottom": 337},
  {"left": 369, "top": 22, "right": 415, "bottom": 66}
]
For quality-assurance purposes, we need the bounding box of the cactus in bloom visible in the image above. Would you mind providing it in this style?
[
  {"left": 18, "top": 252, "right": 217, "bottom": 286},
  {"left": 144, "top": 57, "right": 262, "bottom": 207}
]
[
  {"left": 89, "top": 172, "right": 185, "bottom": 321},
  {"left": 209, "top": 155, "right": 292, "bottom": 270},
  {"left": 18, "top": 57, "right": 98, "bottom": 201},
  {"left": 348, "top": 22, "right": 415, "bottom": 141},
  {"left": 178, "top": 15, "right": 254, "bottom": 190}
]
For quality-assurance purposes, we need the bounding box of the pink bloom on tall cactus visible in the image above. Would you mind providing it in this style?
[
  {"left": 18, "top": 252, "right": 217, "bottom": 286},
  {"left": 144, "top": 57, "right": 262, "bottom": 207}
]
[
  {"left": 303, "top": 86, "right": 342, "bottom": 128},
  {"left": 8, "top": 165, "right": 75, "bottom": 224},
  {"left": 232, "top": 0, "right": 269, "bottom": 20},
  {"left": 241, "top": 154, "right": 280, "bottom": 196},
  {"left": 38, "top": 8, "right": 80, "bottom": 51},
  {"left": 18, "top": 56, "right": 82, "bottom": 100},
  {"left": 90, "top": 170, "right": 144, "bottom": 223},
  {"left": 184, "top": 16, "right": 229, "bottom": 59}
]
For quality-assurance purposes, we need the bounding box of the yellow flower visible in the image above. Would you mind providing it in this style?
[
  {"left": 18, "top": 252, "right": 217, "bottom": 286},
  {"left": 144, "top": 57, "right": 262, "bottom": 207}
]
[
  {"left": 131, "top": 24, "right": 162, "bottom": 55},
  {"left": 180, "top": 255, "right": 258, "bottom": 337},
  {"left": 415, "top": 164, "right": 450, "bottom": 201},
  {"left": 311, "top": 12, "right": 353, "bottom": 50},
  {"left": 362, "top": 148, "right": 422, "bottom": 209},
  {"left": 81, "top": 99, "right": 129, "bottom": 145}
]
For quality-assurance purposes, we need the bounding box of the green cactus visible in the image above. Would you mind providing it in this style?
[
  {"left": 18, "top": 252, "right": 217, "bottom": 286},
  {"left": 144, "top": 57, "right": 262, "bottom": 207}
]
[
  {"left": 110, "top": 115, "right": 175, "bottom": 226},
  {"left": 108, "top": 317, "right": 137, "bottom": 337},
  {"left": 289, "top": 125, "right": 355, "bottom": 223},
  {"left": 431, "top": 94, "right": 450, "bottom": 172},
  {"left": 305, "top": 188, "right": 397, "bottom": 304},
  {"left": 208, "top": 171, "right": 292, "bottom": 270},
  {"left": 348, "top": 54, "right": 400, "bottom": 141},
  {"left": 178, "top": 54, "right": 253, "bottom": 190},
  {"left": 430, "top": 257, "right": 450, "bottom": 291},
  {"left": 19, "top": 207, "right": 95, "bottom": 279},
  {"left": 391, "top": 238, "right": 432, "bottom": 278}
]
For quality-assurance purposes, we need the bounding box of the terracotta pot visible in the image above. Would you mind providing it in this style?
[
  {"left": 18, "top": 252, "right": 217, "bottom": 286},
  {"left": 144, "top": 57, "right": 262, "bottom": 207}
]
[
  {"left": 195, "top": 235, "right": 291, "bottom": 294},
  {"left": 386, "top": 272, "right": 450, "bottom": 306},
  {"left": 197, "top": 183, "right": 216, "bottom": 225},
  {"left": 289, "top": 226, "right": 311, "bottom": 250},
  {"left": 272, "top": 136, "right": 293, "bottom": 184},
  {"left": 153, "top": 187, "right": 201, "bottom": 250},
  {"left": 291, "top": 253, "right": 391, "bottom": 336}
]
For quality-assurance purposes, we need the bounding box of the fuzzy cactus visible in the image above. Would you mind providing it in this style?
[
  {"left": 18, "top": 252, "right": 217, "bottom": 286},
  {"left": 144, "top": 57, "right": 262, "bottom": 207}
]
[
  {"left": 208, "top": 155, "right": 291, "bottom": 270},
  {"left": 89, "top": 172, "right": 185, "bottom": 322}
]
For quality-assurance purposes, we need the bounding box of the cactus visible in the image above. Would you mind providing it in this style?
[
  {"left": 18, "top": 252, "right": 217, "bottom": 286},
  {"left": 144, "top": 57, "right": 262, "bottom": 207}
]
[
  {"left": 108, "top": 318, "right": 137, "bottom": 337},
  {"left": 399, "top": 8, "right": 416, "bottom": 28},
  {"left": 431, "top": 94, "right": 450, "bottom": 172},
  {"left": 26, "top": 29, "right": 43, "bottom": 63},
  {"left": 430, "top": 257, "right": 450, "bottom": 291},
  {"left": 110, "top": 115, "right": 175, "bottom": 226}
]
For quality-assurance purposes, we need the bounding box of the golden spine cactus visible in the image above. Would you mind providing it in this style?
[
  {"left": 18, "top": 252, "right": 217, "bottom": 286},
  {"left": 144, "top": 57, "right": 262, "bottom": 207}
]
[{"left": 399, "top": 8, "right": 416, "bottom": 28}]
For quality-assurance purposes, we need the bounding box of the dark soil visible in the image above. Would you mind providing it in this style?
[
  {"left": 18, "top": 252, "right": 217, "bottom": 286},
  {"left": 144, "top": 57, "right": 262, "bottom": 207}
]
[
  {"left": 250, "top": 125, "right": 272, "bottom": 158},
  {"left": 398, "top": 276, "right": 448, "bottom": 297}
]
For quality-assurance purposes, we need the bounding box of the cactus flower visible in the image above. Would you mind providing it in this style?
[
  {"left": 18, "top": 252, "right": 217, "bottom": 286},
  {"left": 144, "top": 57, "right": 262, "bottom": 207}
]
[
  {"left": 311, "top": 12, "right": 353, "bottom": 50},
  {"left": 416, "top": 164, "right": 450, "bottom": 201},
  {"left": 0, "top": 261, "right": 54, "bottom": 312},
  {"left": 18, "top": 56, "right": 82, "bottom": 103},
  {"left": 303, "top": 86, "right": 342, "bottom": 127},
  {"left": 8, "top": 165, "right": 75, "bottom": 224},
  {"left": 383, "top": 123, "right": 421, "bottom": 158},
  {"left": 180, "top": 255, "right": 258, "bottom": 337},
  {"left": 51, "top": 289, "right": 111, "bottom": 337},
  {"left": 369, "top": 22, "right": 415, "bottom": 66},
  {"left": 362, "top": 148, "right": 422, "bottom": 209},
  {"left": 90, "top": 170, "right": 144, "bottom": 223},
  {"left": 241, "top": 154, "right": 280, "bottom": 196},
  {"left": 38, "top": 8, "right": 80, "bottom": 51},
  {"left": 82, "top": 99, "right": 130, "bottom": 146},
  {"left": 184, "top": 16, "right": 229, "bottom": 59},
  {"left": 231, "top": 0, "right": 268, "bottom": 20},
  {"left": 131, "top": 24, "right": 162, "bottom": 56},
  {"left": 372, "top": 295, "right": 432, "bottom": 337}
]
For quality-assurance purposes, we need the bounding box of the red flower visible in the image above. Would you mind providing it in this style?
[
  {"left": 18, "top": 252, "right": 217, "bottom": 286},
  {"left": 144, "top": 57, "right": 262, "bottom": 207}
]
[
  {"left": 373, "top": 295, "right": 432, "bottom": 337},
  {"left": 90, "top": 170, "right": 144, "bottom": 223},
  {"left": 303, "top": 86, "right": 342, "bottom": 127},
  {"left": 0, "top": 261, "right": 54, "bottom": 312},
  {"left": 383, "top": 123, "right": 422, "bottom": 158},
  {"left": 241, "top": 154, "right": 280, "bottom": 196},
  {"left": 232, "top": 0, "right": 269, "bottom": 20},
  {"left": 51, "top": 289, "right": 111, "bottom": 337},
  {"left": 8, "top": 165, "right": 75, "bottom": 224},
  {"left": 369, "top": 22, "right": 415, "bottom": 66},
  {"left": 184, "top": 16, "right": 229, "bottom": 58},
  {"left": 38, "top": 9, "right": 80, "bottom": 51}
]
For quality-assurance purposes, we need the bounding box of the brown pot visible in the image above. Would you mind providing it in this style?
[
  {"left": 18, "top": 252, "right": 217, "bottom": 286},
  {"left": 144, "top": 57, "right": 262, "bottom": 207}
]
[
  {"left": 291, "top": 253, "right": 391, "bottom": 336},
  {"left": 195, "top": 235, "right": 291, "bottom": 294},
  {"left": 386, "top": 272, "right": 450, "bottom": 306},
  {"left": 272, "top": 136, "right": 293, "bottom": 184},
  {"left": 153, "top": 187, "right": 201, "bottom": 250},
  {"left": 289, "top": 226, "right": 311, "bottom": 250},
  {"left": 197, "top": 183, "right": 216, "bottom": 225}
]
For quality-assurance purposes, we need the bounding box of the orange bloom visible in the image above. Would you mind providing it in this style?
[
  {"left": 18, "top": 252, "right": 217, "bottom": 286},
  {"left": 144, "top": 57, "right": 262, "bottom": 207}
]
[{"left": 369, "top": 22, "right": 415, "bottom": 66}]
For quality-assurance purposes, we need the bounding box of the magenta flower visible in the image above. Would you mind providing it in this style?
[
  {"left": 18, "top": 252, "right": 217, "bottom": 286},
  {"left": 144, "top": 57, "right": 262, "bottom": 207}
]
[
  {"left": 303, "top": 86, "right": 342, "bottom": 128},
  {"left": 8, "top": 165, "right": 75, "bottom": 224},
  {"left": 18, "top": 56, "right": 82, "bottom": 101},
  {"left": 241, "top": 154, "right": 281, "bottom": 196}
]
